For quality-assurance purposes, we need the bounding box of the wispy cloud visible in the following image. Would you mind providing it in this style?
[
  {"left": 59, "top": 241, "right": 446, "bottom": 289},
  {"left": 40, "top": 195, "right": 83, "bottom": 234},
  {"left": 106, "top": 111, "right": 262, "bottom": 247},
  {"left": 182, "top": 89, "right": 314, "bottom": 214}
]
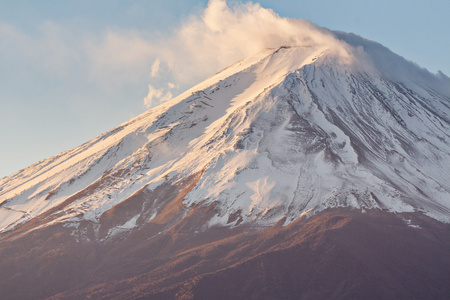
[
  {"left": 150, "top": 59, "right": 161, "bottom": 78},
  {"left": 0, "top": 21, "right": 79, "bottom": 77},
  {"left": 0, "top": 1, "right": 352, "bottom": 109},
  {"left": 143, "top": 84, "right": 174, "bottom": 108},
  {"left": 0, "top": 21, "right": 155, "bottom": 91},
  {"left": 3, "top": 0, "right": 445, "bottom": 111},
  {"left": 135, "top": 0, "right": 355, "bottom": 106},
  {"left": 143, "top": 84, "right": 163, "bottom": 108},
  {"left": 154, "top": 0, "right": 349, "bottom": 83},
  {"left": 83, "top": 30, "right": 155, "bottom": 89}
]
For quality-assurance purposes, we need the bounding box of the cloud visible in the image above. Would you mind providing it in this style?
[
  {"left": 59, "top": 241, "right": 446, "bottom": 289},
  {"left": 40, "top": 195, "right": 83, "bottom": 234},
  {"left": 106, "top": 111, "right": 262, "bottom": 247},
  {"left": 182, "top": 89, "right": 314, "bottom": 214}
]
[
  {"left": 84, "top": 30, "right": 155, "bottom": 89},
  {"left": 0, "top": 21, "right": 80, "bottom": 77},
  {"left": 0, "top": 21, "right": 155, "bottom": 91},
  {"left": 0, "top": 1, "right": 353, "bottom": 110},
  {"left": 5, "top": 0, "right": 446, "bottom": 111},
  {"left": 151, "top": 59, "right": 161, "bottom": 78},
  {"left": 117, "top": 0, "right": 449, "bottom": 103},
  {"left": 151, "top": 0, "right": 351, "bottom": 85},
  {"left": 134, "top": 0, "right": 355, "bottom": 108},
  {"left": 160, "top": 91, "right": 173, "bottom": 103},
  {"left": 143, "top": 84, "right": 163, "bottom": 107},
  {"left": 143, "top": 84, "right": 174, "bottom": 108}
]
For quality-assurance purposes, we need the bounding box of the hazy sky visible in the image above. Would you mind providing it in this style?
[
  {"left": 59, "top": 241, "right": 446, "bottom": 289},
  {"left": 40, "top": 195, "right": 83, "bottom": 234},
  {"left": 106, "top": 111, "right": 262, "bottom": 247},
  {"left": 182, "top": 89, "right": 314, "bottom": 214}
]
[{"left": 0, "top": 0, "right": 449, "bottom": 178}]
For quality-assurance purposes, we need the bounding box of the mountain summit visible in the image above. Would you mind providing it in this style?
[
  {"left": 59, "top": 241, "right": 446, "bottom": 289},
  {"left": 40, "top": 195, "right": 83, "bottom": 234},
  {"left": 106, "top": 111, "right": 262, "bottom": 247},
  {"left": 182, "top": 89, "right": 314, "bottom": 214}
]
[
  {"left": 2, "top": 33, "right": 450, "bottom": 234},
  {"left": 1, "top": 30, "right": 450, "bottom": 299}
]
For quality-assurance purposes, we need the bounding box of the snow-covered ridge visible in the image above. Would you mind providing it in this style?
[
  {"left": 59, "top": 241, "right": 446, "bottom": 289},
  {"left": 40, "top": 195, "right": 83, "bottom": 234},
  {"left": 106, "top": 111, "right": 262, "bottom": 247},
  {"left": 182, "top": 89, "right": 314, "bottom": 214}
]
[{"left": 1, "top": 36, "right": 450, "bottom": 236}]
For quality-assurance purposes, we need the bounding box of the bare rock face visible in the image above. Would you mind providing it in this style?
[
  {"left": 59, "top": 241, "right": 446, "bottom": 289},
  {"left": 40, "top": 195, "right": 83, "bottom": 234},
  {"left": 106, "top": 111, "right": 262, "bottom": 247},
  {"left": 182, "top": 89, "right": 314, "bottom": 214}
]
[{"left": 1, "top": 26, "right": 450, "bottom": 299}]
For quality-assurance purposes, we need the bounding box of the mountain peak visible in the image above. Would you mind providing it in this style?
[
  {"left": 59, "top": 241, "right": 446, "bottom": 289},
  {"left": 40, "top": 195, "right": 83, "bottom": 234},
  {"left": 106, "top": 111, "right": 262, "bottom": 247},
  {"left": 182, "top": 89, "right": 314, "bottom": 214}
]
[{"left": 1, "top": 35, "right": 450, "bottom": 238}]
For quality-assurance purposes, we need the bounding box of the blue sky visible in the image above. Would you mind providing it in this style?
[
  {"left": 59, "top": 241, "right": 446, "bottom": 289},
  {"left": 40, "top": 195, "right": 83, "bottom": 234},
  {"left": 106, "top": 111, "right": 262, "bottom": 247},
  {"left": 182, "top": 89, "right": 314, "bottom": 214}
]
[{"left": 0, "top": 0, "right": 449, "bottom": 178}]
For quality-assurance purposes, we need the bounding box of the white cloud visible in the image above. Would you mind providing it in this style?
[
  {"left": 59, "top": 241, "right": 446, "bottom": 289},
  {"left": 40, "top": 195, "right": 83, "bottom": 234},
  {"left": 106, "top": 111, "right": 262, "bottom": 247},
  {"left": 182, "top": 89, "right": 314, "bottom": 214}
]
[
  {"left": 0, "top": 21, "right": 155, "bottom": 92},
  {"left": 143, "top": 81, "right": 176, "bottom": 108},
  {"left": 4, "top": 0, "right": 446, "bottom": 111},
  {"left": 150, "top": 0, "right": 352, "bottom": 85},
  {"left": 143, "top": 84, "right": 164, "bottom": 108},
  {"left": 151, "top": 59, "right": 161, "bottom": 78},
  {"left": 160, "top": 91, "right": 173, "bottom": 103},
  {"left": 0, "top": 1, "right": 352, "bottom": 110}
]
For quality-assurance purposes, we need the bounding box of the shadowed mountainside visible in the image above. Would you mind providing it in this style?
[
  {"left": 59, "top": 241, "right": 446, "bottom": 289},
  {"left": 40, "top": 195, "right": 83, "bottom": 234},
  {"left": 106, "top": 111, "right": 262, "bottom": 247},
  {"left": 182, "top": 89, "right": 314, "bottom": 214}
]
[{"left": 1, "top": 207, "right": 449, "bottom": 299}]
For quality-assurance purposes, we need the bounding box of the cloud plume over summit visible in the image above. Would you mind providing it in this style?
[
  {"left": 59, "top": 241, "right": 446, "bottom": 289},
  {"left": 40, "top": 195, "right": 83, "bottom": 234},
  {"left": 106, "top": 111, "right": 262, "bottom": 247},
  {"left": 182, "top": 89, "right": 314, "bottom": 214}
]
[
  {"left": 143, "top": 0, "right": 353, "bottom": 106},
  {"left": 147, "top": 0, "right": 450, "bottom": 104},
  {"left": 1, "top": 0, "right": 447, "bottom": 110},
  {"left": 152, "top": 0, "right": 346, "bottom": 81}
]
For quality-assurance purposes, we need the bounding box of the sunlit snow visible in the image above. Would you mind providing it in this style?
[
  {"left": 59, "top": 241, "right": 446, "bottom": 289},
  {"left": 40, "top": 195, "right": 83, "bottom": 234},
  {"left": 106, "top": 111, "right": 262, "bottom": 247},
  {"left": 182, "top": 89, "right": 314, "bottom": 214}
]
[{"left": 1, "top": 34, "right": 450, "bottom": 236}]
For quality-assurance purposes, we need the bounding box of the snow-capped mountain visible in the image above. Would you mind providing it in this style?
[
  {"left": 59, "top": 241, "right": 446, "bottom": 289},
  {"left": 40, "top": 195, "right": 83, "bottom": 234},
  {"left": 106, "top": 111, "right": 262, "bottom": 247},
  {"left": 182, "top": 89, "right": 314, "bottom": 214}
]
[
  {"left": 1, "top": 32, "right": 450, "bottom": 241},
  {"left": 2, "top": 26, "right": 450, "bottom": 300}
]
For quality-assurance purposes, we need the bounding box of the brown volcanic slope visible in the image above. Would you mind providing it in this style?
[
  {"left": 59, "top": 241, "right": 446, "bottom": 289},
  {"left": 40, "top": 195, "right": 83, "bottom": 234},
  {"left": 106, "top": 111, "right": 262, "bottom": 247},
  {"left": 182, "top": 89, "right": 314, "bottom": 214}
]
[{"left": 1, "top": 206, "right": 449, "bottom": 300}]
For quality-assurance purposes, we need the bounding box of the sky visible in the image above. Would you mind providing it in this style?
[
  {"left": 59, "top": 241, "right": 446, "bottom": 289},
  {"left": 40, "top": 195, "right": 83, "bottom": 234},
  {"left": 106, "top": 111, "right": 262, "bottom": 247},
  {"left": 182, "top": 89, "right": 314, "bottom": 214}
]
[{"left": 0, "top": 0, "right": 449, "bottom": 178}]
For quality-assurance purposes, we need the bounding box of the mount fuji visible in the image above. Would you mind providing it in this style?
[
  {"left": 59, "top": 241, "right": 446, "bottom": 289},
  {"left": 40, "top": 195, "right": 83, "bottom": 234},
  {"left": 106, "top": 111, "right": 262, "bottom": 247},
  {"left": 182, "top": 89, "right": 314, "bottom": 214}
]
[{"left": 1, "top": 29, "right": 450, "bottom": 299}]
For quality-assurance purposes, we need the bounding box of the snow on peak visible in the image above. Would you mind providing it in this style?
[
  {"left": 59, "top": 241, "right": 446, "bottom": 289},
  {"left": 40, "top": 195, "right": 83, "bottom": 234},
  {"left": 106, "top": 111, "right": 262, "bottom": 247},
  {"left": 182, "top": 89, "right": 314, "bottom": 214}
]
[{"left": 1, "top": 36, "right": 450, "bottom": 237}]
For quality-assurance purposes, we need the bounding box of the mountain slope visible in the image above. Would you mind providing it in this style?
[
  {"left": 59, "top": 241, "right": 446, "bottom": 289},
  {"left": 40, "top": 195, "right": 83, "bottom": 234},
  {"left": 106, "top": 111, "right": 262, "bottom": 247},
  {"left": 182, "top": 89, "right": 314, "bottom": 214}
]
[
  {"left": 1, "top": 28, "right": 450, "bottom": 299},
  {"left": 1, "top": 208, "right": 449, "bottom": 299},
  {"left": 1, "top": 37, "right": 450, "bottom": 238}
]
